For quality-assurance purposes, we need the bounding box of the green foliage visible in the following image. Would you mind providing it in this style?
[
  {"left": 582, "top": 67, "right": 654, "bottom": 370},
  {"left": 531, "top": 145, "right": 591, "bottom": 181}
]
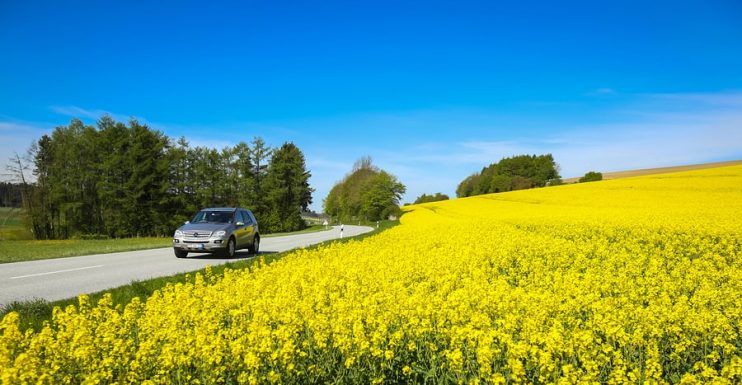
[
  {"left": 0, "top": 183, "right": 23, "bottom": 207},
  {"left": 579, "top": 171, "right": 603, "bottom": 183},
  {"left": 264, "top": 142, "right": 313, "bottom": 232},
  {"left": 22, "top": 116, "right": 313, "bottom": 239},
  {"left": 456, "top": 154, "right": 561, "bottom": 197},
  {"left": 413, "top": 192, "right": 450, "bottom": 204},
  {"left": 324, "top": 158, "right": 406, "bottom": 222}
]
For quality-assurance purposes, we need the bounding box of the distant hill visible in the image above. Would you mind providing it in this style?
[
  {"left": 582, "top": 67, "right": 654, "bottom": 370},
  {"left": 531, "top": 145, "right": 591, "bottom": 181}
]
[{"left": 563, "top": 160, "right": 742, "bottom": 183}]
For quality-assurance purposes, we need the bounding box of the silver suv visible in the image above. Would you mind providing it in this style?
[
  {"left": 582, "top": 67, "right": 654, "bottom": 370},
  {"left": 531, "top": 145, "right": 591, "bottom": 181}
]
[{"left": 173, "top": 207, "right": 260, "bottom": 258}]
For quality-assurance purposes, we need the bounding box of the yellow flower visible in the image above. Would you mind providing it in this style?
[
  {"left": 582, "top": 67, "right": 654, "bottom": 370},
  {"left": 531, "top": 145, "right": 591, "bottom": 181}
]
[{"left": 1, "top": 165, "right": 740, "bottom": 384}]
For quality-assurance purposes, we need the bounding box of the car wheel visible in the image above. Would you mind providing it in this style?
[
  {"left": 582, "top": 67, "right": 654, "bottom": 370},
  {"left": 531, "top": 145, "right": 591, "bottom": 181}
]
[
  {"left": 222, "top": 237, "right": 236, "bottom": 258},
  {"left": 174, "top": 249, "right": 188, "bottom": 258},
  {"left": 248, "top": 235, "right": 260, "bottom": 254}
]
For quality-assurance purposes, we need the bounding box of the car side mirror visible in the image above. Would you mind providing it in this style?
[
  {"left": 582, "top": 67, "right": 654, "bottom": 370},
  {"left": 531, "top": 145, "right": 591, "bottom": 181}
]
[
  {"left": 236, "top": 221, "right": 244, "bottom": 226},
  {"left": 184, "top": 221, "right": 190, "bottom": 225}
]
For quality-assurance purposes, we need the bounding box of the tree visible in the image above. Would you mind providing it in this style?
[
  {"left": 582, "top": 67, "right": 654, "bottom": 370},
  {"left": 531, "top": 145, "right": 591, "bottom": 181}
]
[
  {"left": 20, "top": 117, "right": 315, "bottom": 239},
  {"left": 248, "top": 137, "right": 273, "bottom": 223},
  {"left": 413, "top": 193, "right": 450, "bottom": 204},
  {"left": 264, "top": 142, "right": 313, "bottom": 232},
  {"left": 579, "top": 171, "right": 603, "bottom": 183},
  {"left": 456, "top": 174, "right": 478, "bottom": 198},
  {"left": 0, "top": 182, "right": 23, "bottom": 207},
  {"left": 323, "top": 157, "right": 406, "bottom": 222},
  {"left": 361, "top": 171, "right": 406, "bottom": 220},
  {"left": 456, "top": 154, "right": 561, "bottom": 197}
]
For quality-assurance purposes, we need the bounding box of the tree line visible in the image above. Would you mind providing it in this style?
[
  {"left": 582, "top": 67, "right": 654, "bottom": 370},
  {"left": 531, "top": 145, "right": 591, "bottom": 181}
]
[
  {"left": 0, "top": 182, "right": 23, "bottom": 207},
  {"left": 323, "top": 157, "right": 406, "bottom": 222},
  {"left": 413, "top": 192, "right": 449, "bottom": 204},
  {"left": 456, "top": 154, "right": 561, "bottom": 198},
  {"left": 16, "top": 116, "right": 312, "bottom": 239}
]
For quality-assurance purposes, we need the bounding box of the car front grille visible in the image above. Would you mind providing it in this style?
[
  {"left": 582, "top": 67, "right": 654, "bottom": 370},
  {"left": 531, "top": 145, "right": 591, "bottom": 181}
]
[{"left": 184, "top": 230, "right": 213, "bottom": 238}]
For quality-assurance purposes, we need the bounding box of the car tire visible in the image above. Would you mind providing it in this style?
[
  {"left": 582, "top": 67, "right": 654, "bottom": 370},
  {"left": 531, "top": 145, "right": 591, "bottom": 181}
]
[
  {"left": 174, "top": 249, "right": 188, "bottom": 258},
  {"left": 248, "top": 235, "right": 260, "bottom": 254},
  {"left": 222, "top": 237, "right": 236, "bottom": 258}
]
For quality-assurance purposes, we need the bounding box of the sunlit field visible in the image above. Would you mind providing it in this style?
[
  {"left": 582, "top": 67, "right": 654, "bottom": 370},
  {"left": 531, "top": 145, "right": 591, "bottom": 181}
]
[{"left": 2, "top": 166, "right": 740, "bottom": 384}]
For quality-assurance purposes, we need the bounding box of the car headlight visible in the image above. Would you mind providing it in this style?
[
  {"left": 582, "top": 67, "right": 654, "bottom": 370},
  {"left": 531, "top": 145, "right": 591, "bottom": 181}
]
[
  {"left": 215, "top": 231, "right": 226, "bottom": 237},
  {"left": 174, "top": 230, "right": 184, "bottom": 237}
]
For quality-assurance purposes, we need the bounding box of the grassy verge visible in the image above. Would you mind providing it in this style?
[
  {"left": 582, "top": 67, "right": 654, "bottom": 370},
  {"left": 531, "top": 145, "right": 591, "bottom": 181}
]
[
  {"left": 0, "top": 224, "right": 355, "bottom": 264},
  {"left": 1, "top": 220, "right": 399, "bottom": 332},
  {"left": 0, "top": 207, "right": 32, "bottom": 241},
  {"left": 0, "top": 237, "right": 172, "bottom": 264}
]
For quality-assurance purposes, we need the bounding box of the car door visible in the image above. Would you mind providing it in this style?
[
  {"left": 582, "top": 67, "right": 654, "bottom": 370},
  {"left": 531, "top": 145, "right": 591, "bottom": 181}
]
[
  {"left": 241, "top": 209, "right": 256, "bottom": 245},
  {"left": 234, "top": 210, "right": 249, "bottom": 248}
]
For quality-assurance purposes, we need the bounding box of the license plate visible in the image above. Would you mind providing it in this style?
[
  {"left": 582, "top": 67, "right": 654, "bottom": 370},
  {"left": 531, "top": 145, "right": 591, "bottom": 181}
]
[{"left": 189, "top": 244, "right": 205, "bottom": 250}]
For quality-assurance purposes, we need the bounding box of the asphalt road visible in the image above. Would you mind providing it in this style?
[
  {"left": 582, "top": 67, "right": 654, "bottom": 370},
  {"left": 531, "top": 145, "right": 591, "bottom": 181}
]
[{"left": 0, "top": 225, "right": 372, "bottom": 307}]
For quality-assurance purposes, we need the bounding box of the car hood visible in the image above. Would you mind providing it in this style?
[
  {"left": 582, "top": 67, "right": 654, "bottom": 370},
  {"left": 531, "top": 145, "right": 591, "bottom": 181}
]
[{"left": 178, "top": 223, "right": 232, "bottom": 233}]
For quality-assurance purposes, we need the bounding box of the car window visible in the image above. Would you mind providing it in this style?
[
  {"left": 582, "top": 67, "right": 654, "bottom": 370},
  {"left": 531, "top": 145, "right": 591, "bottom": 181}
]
[
  {"left": 246, "top": 210, "right": 253, "bottom": 225},
  {"left": 247, "top": 210, "right": 257, "bottom": 225},
  {"left": 192, "top": 210, "right": 233, "bottom": 224},
  {"left": 236, "top": 210, "right": 246, "bottom": 224}
]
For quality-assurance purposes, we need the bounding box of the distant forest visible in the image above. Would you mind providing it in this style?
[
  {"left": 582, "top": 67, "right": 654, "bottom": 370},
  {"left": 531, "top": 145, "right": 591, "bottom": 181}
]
[
  {"left": 456, "top": 154, "right": 561, "bottom": 198},
  {"left": 0, "top": 182, "right": 23, "bottom": 207},
  {"left": 12, "top": 116, "right": 313, "bottom": 239}
]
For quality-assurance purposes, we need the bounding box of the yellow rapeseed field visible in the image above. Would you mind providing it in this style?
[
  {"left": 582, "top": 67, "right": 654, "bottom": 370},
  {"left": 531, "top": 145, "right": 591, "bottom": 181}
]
[{"left": 2, "top": 166, "right": 741, "bottom": 384}]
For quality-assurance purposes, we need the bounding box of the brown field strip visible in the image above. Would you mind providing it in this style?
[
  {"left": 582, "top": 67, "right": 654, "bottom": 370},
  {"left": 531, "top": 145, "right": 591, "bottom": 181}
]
[{"left": 562, "top": 159, "right": 742, "bottom": 183}]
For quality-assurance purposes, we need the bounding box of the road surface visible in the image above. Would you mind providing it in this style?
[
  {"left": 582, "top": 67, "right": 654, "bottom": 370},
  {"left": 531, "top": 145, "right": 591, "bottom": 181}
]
[{"left": 0, "top": 225, "right": 372, "bottom": 307}]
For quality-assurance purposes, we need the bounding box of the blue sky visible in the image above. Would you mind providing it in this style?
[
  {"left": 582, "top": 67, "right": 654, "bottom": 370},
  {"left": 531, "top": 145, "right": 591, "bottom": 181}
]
[{"left": 1, "top": 0, "right": 741, "bottom": 210}]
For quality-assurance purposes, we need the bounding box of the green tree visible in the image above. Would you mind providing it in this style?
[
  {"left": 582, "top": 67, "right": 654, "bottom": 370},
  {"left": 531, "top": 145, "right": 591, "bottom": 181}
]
[
  {"left": 361, "top": 171, "right": 406, "bottom": 220},
  {"left": 456, "top": 174, "right": 479, "bottom": 198},
  {"left": 456, "top": 154, "right": 560, "bottom": 197},
  {"left": 22, "top": 117, "right": 316, "bottom": 239},
  {"left": 413, "top": 192, "right": 450, "bottom": 204},
  {"left": 264, "top": 142, "right": 313, "bottom": 232},
  {"left": 579, "top": 171, "right": 603, "bottom": 183},
  {"left": 248, "top": 137, "right": 273, "bottom": 223},
  {"left": 323, "top": 158, "right": 406, "bottom": 222}
]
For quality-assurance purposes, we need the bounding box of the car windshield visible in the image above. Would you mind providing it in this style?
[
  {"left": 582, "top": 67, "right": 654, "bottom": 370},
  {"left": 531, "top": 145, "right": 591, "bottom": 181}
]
[{"left": 191, "top": 210, "right": 233, "bottom": 224}]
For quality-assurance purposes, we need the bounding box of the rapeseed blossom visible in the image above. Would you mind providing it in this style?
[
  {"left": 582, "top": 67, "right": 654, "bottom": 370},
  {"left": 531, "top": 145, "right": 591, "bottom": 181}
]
[{"left": 2, "top": 166, "right": 741, "bottom": 384}]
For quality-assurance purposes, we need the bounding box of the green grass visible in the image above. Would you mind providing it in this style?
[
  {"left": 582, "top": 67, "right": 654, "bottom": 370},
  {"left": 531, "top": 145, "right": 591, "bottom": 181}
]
[
  {"left": 1, "top": 219, "right": 399, "bottom": 332},
  {"left": 0, "top": 237, "right": 173, "bottom": 264},
  {"left": 0, "top": 223, "right": 357, "bottom": 264},
  {"left": 0, "top": 207, "right": 32, "bottom": 240}
]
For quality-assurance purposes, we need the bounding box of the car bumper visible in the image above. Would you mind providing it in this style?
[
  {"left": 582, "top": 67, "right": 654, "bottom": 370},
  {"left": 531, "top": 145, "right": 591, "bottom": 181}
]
[{"left": 172, "top": 238, "right": 227, "bottom": 253}]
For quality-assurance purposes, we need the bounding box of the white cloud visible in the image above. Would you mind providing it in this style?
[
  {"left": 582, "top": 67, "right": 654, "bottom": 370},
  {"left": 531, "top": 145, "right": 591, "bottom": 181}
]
[{"left": 50, "top": 105, "right": 108, "bottom": 120}]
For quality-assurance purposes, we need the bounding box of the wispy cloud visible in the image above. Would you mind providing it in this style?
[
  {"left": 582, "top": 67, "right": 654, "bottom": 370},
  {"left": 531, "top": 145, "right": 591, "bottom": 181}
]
[
  {"left": 304, "top": 91, "right": 742, "bottom": 205},
  {"left": 50, "top": 105, "right": 149, "bottom": 126},
  {"left": 587, "top": 87, "right": 616, "bottom": 96},
  {"left": 51, "top": 105, "right": 112, "bottom": 120}
]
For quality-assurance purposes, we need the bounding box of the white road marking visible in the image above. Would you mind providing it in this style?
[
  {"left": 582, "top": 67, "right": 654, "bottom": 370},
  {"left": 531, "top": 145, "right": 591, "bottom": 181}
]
[{"left": 9, "top": 265, "right": 105, "bottom": 280}]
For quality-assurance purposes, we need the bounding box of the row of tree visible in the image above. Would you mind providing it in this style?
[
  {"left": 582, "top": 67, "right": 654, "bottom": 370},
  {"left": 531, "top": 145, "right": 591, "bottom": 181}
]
[
  {"left": 413, "top": 192, "right": 449, "bottom": 204},
  {"left": 16, "top": 116, "right": 312, "bottom": 239},
  {"left": 0, "top": 182, "right": 23, "bottom": 207},
  {"left": 323, "top": 157, "right": 406, "bottom": 222},
  {"left": 456, "top": 154, "right": 561, "bottom": 197}
]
